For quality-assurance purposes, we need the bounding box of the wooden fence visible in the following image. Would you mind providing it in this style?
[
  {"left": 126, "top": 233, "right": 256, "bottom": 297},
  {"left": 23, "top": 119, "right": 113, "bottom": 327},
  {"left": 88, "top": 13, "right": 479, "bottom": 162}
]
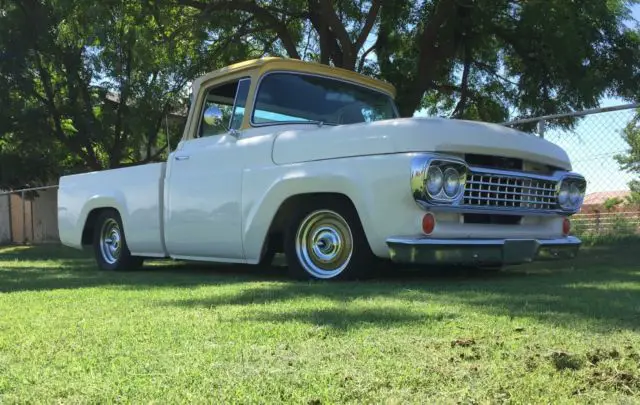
[
  {"left": 571, "top": 210, "right": 640, "bottom": 235},
  {"left": 0, "top": 186, "right": 60, "bottom": 245}
]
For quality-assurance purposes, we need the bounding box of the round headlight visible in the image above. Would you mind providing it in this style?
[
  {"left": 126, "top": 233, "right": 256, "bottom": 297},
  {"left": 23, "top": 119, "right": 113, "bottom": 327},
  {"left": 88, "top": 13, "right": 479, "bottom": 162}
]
[
  {"left": 443, "top": 167, "right": 461, "bottom": 197},
  {"left": 426, "top": 166, "right": 443, "bottom": 196},
  {"left": 558, "top": 182, "right": 570, "bottom": 206},
  {"left": 569, "top": 183, "right": 581, "bottom": 206}
]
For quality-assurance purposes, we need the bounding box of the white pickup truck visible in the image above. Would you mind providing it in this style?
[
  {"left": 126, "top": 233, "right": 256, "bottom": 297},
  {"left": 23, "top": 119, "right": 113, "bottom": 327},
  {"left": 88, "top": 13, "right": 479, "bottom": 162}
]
[{"left": 58, "top": 57, "right": 586, "bottom": 280}]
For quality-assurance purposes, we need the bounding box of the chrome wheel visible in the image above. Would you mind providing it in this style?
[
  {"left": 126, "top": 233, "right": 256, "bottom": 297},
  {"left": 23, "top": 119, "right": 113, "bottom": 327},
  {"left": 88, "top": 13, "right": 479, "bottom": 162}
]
[
  {"left": 295, "top": 209, "right": 353, "bottom": 279},
  {"left": 99, "top": 218, "right": 122, "bottom": 265}
]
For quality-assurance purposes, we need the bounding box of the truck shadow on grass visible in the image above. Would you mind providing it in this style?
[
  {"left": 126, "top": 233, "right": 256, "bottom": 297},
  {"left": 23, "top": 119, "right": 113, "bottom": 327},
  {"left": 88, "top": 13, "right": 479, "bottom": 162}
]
[{"left": 0, "top": 242, "right": 638, "bottom": 331}]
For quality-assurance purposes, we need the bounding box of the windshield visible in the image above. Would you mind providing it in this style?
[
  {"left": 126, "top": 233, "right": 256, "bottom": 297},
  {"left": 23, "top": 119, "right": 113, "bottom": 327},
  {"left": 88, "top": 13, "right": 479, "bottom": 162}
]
[{"left": 251, "top": 72, "right": 398, "bottom": 126}]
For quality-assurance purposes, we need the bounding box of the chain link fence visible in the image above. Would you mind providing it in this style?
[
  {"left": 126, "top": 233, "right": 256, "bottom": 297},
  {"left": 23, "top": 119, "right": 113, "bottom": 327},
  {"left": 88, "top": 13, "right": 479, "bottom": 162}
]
[
  {"left": 1, "top": 103, "right": 639, "bottom": 245},
  {"left": 502, "top": 102, "right": 640, "bottom": 239}
]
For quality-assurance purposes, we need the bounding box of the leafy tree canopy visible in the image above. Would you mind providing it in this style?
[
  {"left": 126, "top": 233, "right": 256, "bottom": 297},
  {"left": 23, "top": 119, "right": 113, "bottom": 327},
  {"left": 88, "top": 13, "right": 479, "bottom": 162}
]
[
  {"left": 180, "top": 0, "right": 640, "bottom": 120},
  {"left": 1, "top": 0, "right": 639, "bottom": 189},
  {"left": 0, "top": 0, "right": 266, "bottom": 188}
]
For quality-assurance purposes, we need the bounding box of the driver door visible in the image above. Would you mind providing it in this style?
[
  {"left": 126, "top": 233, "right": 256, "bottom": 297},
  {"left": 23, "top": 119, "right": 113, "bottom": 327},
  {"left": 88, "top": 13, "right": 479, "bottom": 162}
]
[{"left": 163, "top": 78, "right": 250, "bottom": 261}]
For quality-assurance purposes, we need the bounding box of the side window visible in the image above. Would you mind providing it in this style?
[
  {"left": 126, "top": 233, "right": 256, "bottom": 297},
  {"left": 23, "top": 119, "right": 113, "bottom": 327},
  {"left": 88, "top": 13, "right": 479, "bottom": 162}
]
[{"left": 198, "top": 77, "right": 251, "bottom": 137}]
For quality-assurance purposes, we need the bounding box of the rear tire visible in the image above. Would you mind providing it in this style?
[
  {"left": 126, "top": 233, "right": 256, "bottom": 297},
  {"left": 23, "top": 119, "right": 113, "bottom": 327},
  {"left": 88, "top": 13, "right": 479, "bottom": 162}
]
[
  {"left": 283, "top": 199, "right": 375, "bottom": 280},
  {"left": 92, "top": 209, "right": 143, "bottom": 271}
]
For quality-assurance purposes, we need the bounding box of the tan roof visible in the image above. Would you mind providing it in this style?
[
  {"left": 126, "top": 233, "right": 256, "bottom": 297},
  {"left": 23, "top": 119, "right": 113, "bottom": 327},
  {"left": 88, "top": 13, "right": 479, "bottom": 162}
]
[
  {"left": 192, "top": 57, "right": 397, "bottom": 98},
  {"left": 582, "top": 190, "right": 630, "bottom": 206}
]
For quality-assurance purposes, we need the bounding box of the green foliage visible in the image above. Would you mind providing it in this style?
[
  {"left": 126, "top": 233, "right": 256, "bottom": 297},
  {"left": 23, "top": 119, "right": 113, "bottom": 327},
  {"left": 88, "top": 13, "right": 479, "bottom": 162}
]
[
  {"left": 603, "top": 197, "right": 624, "bottom": 211},
  {"left": 0, "top": 0, "right": 262, "bottom": 188},
  {"left": 177, "top": 0, "right": 640, "bottom": 121},
  {"left": 611, "top": 213, "right": 637, "bottom": 235},
  {"left": 375, "top": 0, "right": 640, "bottom": 119},
  {"left": 1, "top": 0, "right": 639, "bottom": 187},
  {"left": 578, "top": 226, "right": 640, "bottom": 246}
]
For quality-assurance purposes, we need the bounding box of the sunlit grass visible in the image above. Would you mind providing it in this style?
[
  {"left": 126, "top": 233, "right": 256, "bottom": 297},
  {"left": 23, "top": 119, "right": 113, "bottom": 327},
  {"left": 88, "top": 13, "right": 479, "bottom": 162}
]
[{"left": 0, "top": 242, "right": 639, "bottom": 403}]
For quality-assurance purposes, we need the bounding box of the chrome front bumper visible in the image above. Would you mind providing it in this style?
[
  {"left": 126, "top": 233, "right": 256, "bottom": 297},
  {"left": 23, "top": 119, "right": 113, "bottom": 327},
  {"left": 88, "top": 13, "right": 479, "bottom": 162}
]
[{"left": 386, "top": 236, "right": 581, "bottom": 266}]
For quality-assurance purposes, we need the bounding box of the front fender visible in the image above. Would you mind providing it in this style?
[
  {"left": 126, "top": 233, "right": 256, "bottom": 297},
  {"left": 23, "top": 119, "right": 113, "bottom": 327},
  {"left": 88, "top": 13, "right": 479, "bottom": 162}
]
[{"left": 241, "top": 162, "right": 379, "bottom": 263}]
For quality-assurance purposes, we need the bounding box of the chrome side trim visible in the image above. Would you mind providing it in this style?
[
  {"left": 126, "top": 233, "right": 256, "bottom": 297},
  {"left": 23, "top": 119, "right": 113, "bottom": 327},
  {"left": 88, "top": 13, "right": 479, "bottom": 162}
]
[{"left": 386, "top": 235, "right": 581, "bottom": 246}]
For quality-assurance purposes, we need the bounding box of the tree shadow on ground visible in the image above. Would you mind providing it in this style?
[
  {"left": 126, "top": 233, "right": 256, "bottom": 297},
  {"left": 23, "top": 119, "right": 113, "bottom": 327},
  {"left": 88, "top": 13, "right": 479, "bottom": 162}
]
[
  {"left": 158, "top": 243, "right": 640, "bottom": 332},
  {"left": 0, "top": 242, "right": 638, "bottom": 331},
  {"left": 0, "top": 244, "right": 290, "bottom": 292},
  {"left": 243, "top": 307, "right": 458, "bottom": 332}
]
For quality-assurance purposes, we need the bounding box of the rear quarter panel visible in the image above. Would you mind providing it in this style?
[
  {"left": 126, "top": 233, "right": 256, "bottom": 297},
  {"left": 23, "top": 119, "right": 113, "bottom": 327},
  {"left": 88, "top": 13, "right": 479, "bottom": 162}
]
[{"left": 57, "top": 163, "right": 167, "bottom": 257}]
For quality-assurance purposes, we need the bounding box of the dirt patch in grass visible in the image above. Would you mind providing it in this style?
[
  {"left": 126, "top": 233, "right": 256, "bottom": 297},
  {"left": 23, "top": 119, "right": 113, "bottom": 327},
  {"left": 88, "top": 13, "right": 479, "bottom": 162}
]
[
  {"left": 549, "top": 350, "right": 584, "bottom": 371},
  {"left": 589, "top": 368, "right": 640, "bottom": 394}
]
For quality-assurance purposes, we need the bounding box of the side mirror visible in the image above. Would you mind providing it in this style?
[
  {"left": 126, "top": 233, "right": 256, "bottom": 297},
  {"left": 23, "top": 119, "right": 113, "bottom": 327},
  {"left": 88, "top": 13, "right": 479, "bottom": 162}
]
[{"left": 203, "top": 105, "right": 223, "bottom": 126}]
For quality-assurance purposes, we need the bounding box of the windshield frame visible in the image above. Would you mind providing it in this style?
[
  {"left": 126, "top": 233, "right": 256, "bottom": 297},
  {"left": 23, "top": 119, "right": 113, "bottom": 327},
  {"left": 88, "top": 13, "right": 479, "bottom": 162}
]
[{"left": 249, "top": 70, "right": 399, "bottom": 128}]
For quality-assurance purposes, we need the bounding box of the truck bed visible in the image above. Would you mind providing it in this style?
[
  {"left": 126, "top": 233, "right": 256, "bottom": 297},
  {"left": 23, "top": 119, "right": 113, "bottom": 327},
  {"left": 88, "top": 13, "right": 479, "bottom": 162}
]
[{"left": 57, "top": 162, "right": 168, "bottom": 257}]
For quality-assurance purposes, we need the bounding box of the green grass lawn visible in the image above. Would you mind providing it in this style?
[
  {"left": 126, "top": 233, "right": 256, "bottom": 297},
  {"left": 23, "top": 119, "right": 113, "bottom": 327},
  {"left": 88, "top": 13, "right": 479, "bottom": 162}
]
[{"left": 0, "top": 243, "right": 639, "bottom": 403}]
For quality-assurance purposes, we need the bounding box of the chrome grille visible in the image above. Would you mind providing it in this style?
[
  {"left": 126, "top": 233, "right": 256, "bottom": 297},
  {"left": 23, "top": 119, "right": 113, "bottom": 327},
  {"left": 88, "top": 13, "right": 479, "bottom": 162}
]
[{"left": 463, "top": 172, "right": 558, "bottom": 210}]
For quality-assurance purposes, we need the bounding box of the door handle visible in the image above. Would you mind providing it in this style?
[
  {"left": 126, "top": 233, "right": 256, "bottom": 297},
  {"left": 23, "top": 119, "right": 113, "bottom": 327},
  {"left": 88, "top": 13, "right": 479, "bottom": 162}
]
[{"left": 174, "top": 155, "right": 190, "bottom": 161}]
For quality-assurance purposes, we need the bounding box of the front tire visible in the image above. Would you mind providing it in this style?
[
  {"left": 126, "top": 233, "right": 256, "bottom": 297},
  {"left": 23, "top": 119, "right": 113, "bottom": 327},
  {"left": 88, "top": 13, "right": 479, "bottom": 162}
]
[
  {"left": 283, "top": 199, "right": 375, "bottom": 280},
  {"left": 92, "top": 210, "right": 143, "bottom": 271}
]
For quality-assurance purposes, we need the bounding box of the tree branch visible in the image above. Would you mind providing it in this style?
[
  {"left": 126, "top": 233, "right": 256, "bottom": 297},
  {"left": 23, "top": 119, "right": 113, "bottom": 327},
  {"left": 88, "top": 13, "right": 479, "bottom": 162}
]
[
  {"left": 473, "top": 61, "right": 519, "bottom": 86},
  {"left": 307, "top": 1, "right": 334, "bottom": 64},
  {"left": 177, "top": 0, "right": 301, "bottom": 59},
  {"left": 116, "top": 144, "right": 168, "bottom": 167},
  {"left": 318, "top": 0, "right": 357, "bottom": 68},
  {"left": 34, "top": 55, "right": 102, "bottom": 170},
  {"left": 20, "top": 0, "right": 102, "bottom": 170},
  {"left": 452, "top": 41, "right": 472, "bottom": 118},
  {"left": 397, "top": 0, "right": 462, "bottom": 116},
  {"left": 357, "top": 43, "right": 376, "bottom": 72},
  {"left": 144, "top": 101, "right": 174, "bottom": 161},
  {"left": 112, "top": 29, "right": 135, "bottom": 166},
  {"left": 301, "top": 21, "right": 313, "bottom": 59},
  {"left": 354, "top": 0, "right": 380, "bottom": 51}
]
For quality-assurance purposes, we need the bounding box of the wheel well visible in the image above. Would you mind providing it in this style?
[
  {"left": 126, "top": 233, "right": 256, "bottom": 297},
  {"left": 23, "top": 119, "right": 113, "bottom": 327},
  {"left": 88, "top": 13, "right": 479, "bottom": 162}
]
[
  {"left": 81, "top": 207, "right": 118, "bottom": 246},
  {"left": 263, "top": 192, "right": 361, "bottom": 254}
]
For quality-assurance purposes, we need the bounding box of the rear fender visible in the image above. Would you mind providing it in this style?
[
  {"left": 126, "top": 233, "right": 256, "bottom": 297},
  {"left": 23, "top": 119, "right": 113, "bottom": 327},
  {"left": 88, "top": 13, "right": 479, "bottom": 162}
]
[{"left": 77, "top": 193, "right": 128, "bottom": 246}]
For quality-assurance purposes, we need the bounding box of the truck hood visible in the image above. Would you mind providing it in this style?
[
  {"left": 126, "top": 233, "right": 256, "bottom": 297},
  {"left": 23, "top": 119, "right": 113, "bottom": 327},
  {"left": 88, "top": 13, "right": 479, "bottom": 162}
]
[{"left": 271, "top": 117, "right": 572, "bottom": 170}]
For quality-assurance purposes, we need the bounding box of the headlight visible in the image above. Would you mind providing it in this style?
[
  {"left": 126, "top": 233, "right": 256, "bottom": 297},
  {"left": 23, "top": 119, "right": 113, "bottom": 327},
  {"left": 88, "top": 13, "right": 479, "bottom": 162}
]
[
  {"left": 411, "top": 156, "right": 468, "bottom": 204},
  {"left": 558, "top": 182, "right": 570, "bottom": 206},
  {"left": 426, "top": 166, "right": 443, "bottom": 196},
  {"left": 443, "top": 167, "right": 462, "bottom": 197},
  {"left": 557, "top": 176, "right": 586, "bottom": 211}
]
